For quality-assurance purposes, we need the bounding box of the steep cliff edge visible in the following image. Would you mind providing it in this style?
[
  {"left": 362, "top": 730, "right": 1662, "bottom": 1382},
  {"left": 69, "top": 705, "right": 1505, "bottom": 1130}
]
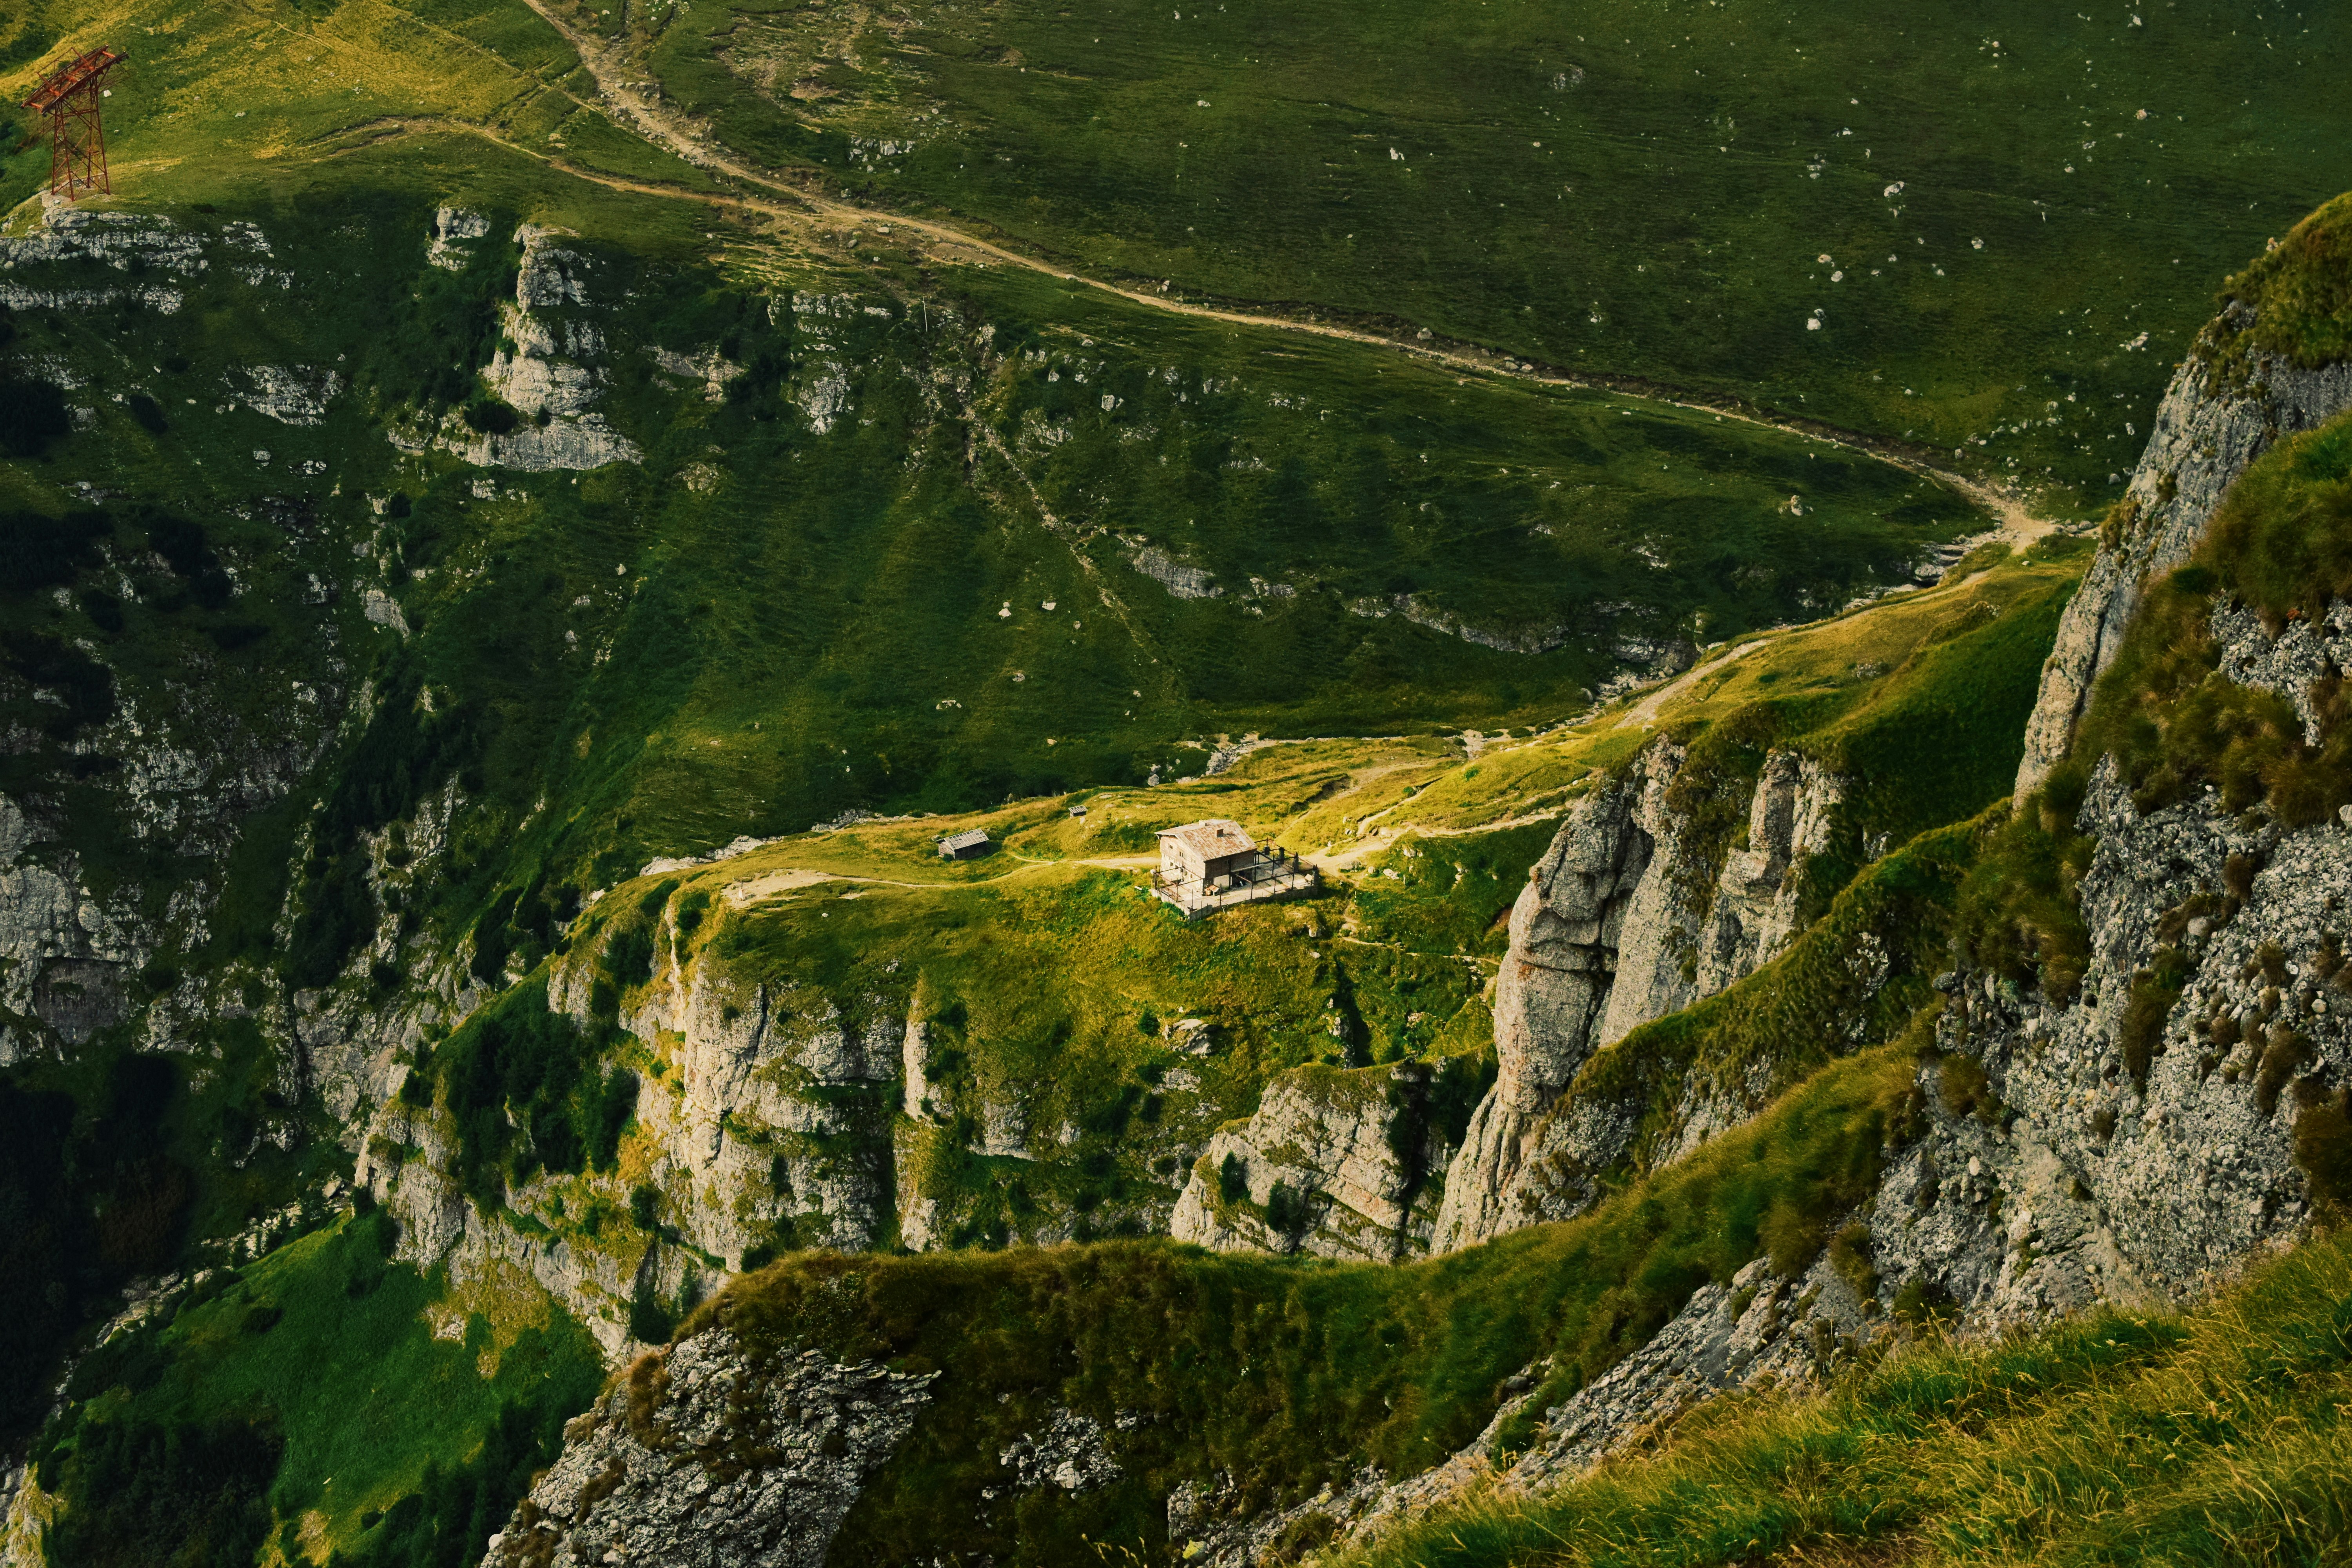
[
  {"left": 1429, "top": 737, "right": 1851, "bottom": 1253},
  {"left": 479, "top": 1332, "right": 936, "bottom": 1568},
  {"left": 2017, "top": 196, "right": 2352, "bottom": 798},
  {"left": 1167, "top": 1056, "right": 1486, "bottom": 1261}
]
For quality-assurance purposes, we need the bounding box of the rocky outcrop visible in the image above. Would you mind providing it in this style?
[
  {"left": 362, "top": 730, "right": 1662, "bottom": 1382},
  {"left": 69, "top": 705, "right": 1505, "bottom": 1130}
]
[
  {"left": 1474, "top": 662, "right": 2352, "bottom": 1520},
  {"left": 1169, "top": 1061, "right": 1445, "bottom": 1261},
  {"left": 1131, "top": 543, "right": 1221, "bottom": 600},
  {"left": 481, "top": 1330, "right": 935, "bottom": 1568},
  {"left": 2014, "top": 319, "right": 2352, "bottom": 798},
  {"left": 1956, "top": 760, "right": 2341, "bottom": 1289},
  {"left": 788, "top": 292, "right": 862, "bottom": 436},
  {"left": 0, "top": 795, "right": 135, "bottom": 1064},
  {"left": 996, "top": 1407, "right": 1122, "bottom": 1495},
  {"left": 607, "top": 943, "right": 900, "bottom": 1263},
  {"left": 1431, "top": 740, "right": 1847, "bottom": 1254},
  {"left": 1693, "top": 751, "right": 1843, "bottom": 996},
  {"left": 1428, "top": 761, "right": 1657, "bottom": 1253},
  {"left": 356, "top": 929, "right": 902, "bottom": 1353},
  {"left": 440, "top": 224, "right": 641, "bottom": 472},
  {"left": 426, "top": 206, "right": 492, "bottom": 270},
  {"left": 230, "top": 364, "right": 344, "bottom": 426}
]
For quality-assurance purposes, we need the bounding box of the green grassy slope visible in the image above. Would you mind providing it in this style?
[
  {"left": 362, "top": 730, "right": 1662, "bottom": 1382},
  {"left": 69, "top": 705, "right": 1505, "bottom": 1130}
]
[
  {"left": 0, "top": 0, "right": 716, "bottom": 211},
  {"left": 615, "top": 0, "right": 2350, "bottom": 502},
  {"left": 30, "top": 1205, "right": 604, "bottom": 1568},
  {"left": 0, "top": 172, "right": 1980, "bottom": 954},
  {"left": 1335, "top": 1225, "right": 2352, "bottom": 1568}
]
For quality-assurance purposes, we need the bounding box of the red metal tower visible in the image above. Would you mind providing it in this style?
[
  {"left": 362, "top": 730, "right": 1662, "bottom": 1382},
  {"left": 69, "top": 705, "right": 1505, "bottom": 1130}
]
[{"left": 22, "top": 48, "right": 126, "bottom": 201}]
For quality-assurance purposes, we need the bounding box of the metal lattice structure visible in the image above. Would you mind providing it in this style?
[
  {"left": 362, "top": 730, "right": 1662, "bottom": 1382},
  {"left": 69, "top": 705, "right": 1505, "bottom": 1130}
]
[{"left": 23, "top": 47, "right": 126, "bottom": 201}]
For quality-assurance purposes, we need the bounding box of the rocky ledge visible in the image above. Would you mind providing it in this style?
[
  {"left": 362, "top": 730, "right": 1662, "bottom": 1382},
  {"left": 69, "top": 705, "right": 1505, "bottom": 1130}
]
[{"left": 480, "top": 1330, "right": 935, "bottom": 1568}]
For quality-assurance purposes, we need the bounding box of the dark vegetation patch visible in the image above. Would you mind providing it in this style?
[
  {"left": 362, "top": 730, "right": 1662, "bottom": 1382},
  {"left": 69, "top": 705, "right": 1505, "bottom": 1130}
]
[
  {"left": 289, "top": 659, "right": 481, "bottom": 990},
  {"left": 0, "top": 1025, "right": 334, "bottom": 1448},
  {"left": 0, "top": 507, "right": 109, "bottom": 590},
  {"left": 44, "top": 1408, "right": 284, "bottom": 1568},
  {"left": 2118, "top": 949, "right": 2191, "bottom": 1088},
  {"left": 421, "top": 980, "right": 637, "bottom": 1207},
  {"left": 0, "top": 374, "right": 70, "bottom": 457},
  {"left": 35, "top": 1208, "right": 603, "bottom": 1568}
]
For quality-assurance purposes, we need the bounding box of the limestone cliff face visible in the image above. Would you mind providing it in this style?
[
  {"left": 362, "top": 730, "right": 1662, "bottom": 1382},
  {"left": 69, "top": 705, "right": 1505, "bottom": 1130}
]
[
  {"left": 1176, "top": 743, "right": 1853, "bottom": 1269},
  {"left": 599, "top": 941, "right": 900, "bottom": 1262},
  {"left": 356, "top": 927, "right": 903, "bottom": 1354},
  {"left": 1430, "top": 740, "right": 1847, "bottom": 1254},
  {"left": 2014, "top": 318, "right": 2352, "bottom": 798},
  {"left": 1483, "top": 733, "right": 2352, "bottom": 1504},
  {"left": 1693, "top": 750, "right": 1843, "bottom": 996},
  {"left": 1168, "top": 1061, "right": 1447, "bottom": 1262},
  {"left": 0, "top": 795, "right": 134, "bottom": 1064},
  {"left": 422, "top": 220, "right": 643, "bottom": 472},
  {"left": 1427, "top": 759, "right": 1657, "bottom": 1253}
]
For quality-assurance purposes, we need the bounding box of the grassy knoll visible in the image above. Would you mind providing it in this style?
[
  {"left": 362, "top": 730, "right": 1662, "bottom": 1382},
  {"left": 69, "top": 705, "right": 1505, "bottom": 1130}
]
[
  {"left": 682, "top": 1040, "right": 1918, "bottom": 1564},
  {"left": 32, "top": 1205, "right": 604, "bottom": 1568},
  {"left": 610, "top": 0, "right": 2352, "bottom": 501},
  {"left": 1335, "top": 1224, "right": 2352, "bottom": 1568}
]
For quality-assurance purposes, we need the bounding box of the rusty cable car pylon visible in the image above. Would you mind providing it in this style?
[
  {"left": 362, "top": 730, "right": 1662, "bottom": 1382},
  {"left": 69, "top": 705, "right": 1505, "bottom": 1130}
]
[{"left": 22, "top": 47, "right": 126, "bottom": 201}]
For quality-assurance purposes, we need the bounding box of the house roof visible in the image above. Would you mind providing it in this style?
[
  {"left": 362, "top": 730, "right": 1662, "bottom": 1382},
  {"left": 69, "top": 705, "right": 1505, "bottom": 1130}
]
[
  {"left": 940, "top": 828, "right": 992, "bottom": 851},
  {"left": 1156, "top": 818, "right": 1255, "bottom": 859}
]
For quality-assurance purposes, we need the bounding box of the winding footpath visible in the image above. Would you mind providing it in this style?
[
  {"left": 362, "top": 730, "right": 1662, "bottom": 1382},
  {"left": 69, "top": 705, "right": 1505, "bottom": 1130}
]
[{"left": 490, "top": 0, "right": 2043, "bottom": 536}]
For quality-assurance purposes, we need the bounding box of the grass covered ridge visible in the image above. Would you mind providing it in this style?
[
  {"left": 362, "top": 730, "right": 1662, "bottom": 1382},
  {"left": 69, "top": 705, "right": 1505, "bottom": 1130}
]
[
  {"left": 2211, "top": 190, "right": 2352, "bottom": 375},
  {"left": 677, "top": 1043, "right": 1917, "bottom": 1564},
  {"left": 1332, "top": 1223, "right": 2352, "bottom": 1568}
]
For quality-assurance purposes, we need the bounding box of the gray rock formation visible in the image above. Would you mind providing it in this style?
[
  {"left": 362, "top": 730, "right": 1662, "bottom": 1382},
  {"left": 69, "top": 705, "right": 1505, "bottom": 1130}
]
[
  {"left": 355, "top": 927, "right": 902, "bottom": 1354},
  {"left": 0, "top": 795, "right": 134, "bottom": 1063},
  {"left": 480, "top": 1331, "right": 935, "bottom": 1568},
  {"left": 788, "top": 292, "right": 861, "bottom": 436},
  {"left": 1431, "top": 740, "right": 1846, "bottom": 1254},
  {"left": 1693, "top": 750, "right": 1843, "bottom": 996},
  {"left": 996, "top": 1407, "right": 1122, "bottom": 1495},
  {"left": 2014, "top": 318, "right": 2352, "bottom": 798},
  {"left": 1131, "top": 543, "right": 1222, "bottom": 600},
  {"left": 1169, "top": 1060, "right": 1444, "bottom": 1261},
  {"left": 438, "top": 224, "right": 642, "bottom": 472},
  {"left": 609, "top": 946, "right": 898, "bottom": 1262},
  {"left": 1429, "top": 759, "right": 1658, "bottom": 1253},
  {"left": 426, "top": 206, "right": 492, "bottom": 270}
]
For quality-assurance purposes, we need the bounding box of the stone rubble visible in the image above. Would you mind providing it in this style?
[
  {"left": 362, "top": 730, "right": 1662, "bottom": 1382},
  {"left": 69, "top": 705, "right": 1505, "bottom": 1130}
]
[{"left": 995, "top": 1406, "right": 1122, "bottom": 1495}]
